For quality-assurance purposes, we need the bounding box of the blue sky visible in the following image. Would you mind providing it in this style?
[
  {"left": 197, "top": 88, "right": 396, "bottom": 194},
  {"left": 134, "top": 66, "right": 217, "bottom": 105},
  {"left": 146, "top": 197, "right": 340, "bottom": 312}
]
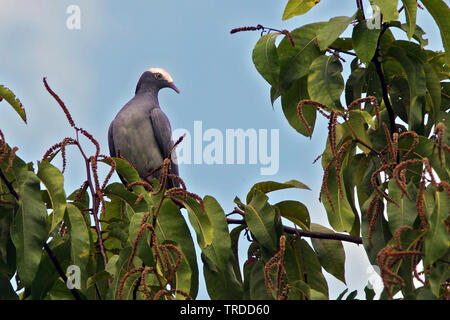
[{"left": 0, "top": 0, "right": 444, "bottom": 299}]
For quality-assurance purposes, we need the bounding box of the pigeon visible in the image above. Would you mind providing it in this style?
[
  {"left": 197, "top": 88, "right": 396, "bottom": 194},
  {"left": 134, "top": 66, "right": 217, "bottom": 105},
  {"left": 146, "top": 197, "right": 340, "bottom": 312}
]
[{"left": 108, "top": 68, "right": 180, "bottom": 189}]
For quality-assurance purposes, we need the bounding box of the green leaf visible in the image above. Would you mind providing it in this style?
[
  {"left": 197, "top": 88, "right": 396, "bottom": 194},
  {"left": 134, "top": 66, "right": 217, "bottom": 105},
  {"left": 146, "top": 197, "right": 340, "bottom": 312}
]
[
  {"left": 201, "top": 196, "right": 243, "bottom": 299},
  {"left": 282, "top": 0, "right": 320, "bottom": 20},
  {"left": 64, "top": 203, "right": 90, "bottom": 287},
  {"left": 182, "top": 196, "right": 213, "bottom": 249},
  {"left": 37, "top": 161, "right": 67, "bottom": 232},
  {"left": 361, "top": 192, "right": 392, "bottom": 265},
  {"left": 364, "top": 283, "right": 376, "bottom": 300},
  {"left": 424, "top": 189, "right": 449, "bottom": 267},
  {"left": 0, "top": 275, "right": 19, "bottom": 299},
  {"left": 389, "top": 76, "right": 410, "bottom": 122},
  {"left": 103, "top": 157, "right": 141, "bottom": 186},
  {"left": 30, "top": 239, "right": 71, "bottom": 300},
  {"left": 345, "top": 67, "right": 367, "bottom": 105},
  {"left": 346, "top": 110, "right": 373, "bottom": 154},
  {"left": 400, "top": 0, "right": 417, "bottom": 39},
  {"left": 0, "top": 85, "right": 26, "bottom": 123},
  {"left": 386, "top": 180, "right": 418, "bottom": 235},
  {"left": 274, "top": 200, "right": 310, "bottom": 230},
  {"left": 252, "top": 33, "right": 280, "bottom": 88},
  {"left": 103, "top": 182, "right": 148, "bottom": 215},
  {"left": 248, "top": 260, "right": 273, "bottom": 299},
  {"left": 154, "top": 198, "right": 199, "bottom": 298},
  {"left": 244, "top": 190, "right": 282, "bottom": 252},
  {"left": 310, "top": 223, "right": 346, "bottom": 284},
  {"left": 429, "top": 254, "right": 450, "bottom": 298},
  {"left": 372, "top": 0, "right": 399, "bottom": 21},
  {"left": 307, "top": 55, "right": 344, "bottom": 108},
  {"left": 9, "top": 158, "right": 48, "bottom": 287},
  {"left": 246, "top": 179, "right": 310, "bottom": 204},
  {"left": 423, "top": 62, "right": 442, "bottom": 124},
  {"left": 277, "top": 23, "right": 324, "bottom": 93},
  {"left": 421, "top": 0, "right": 450, "bottom": 64},
  {"left": 352, "top": 22, "right": 380, "bottom": 63},
  {"left": 281, "top": 77, "right": 316, "bottom": 137},
  {"left": 298, "top": 239, "right": 329, "bottom": 297},
  {"left": 320, "top": 161, "right": 355, "bottom": 233},
  {"left": 387, "top": 44, "right": 426, "bottom": 132},
  {"left": 317, "top": 14, "right": 356, "bottom": 51}
]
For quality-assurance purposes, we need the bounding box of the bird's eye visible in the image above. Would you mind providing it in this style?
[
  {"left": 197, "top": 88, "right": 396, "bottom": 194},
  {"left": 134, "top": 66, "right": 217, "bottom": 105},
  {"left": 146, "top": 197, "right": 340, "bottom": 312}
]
[{"left": 155, "top": 73, "right": 163, "bottom": 80}]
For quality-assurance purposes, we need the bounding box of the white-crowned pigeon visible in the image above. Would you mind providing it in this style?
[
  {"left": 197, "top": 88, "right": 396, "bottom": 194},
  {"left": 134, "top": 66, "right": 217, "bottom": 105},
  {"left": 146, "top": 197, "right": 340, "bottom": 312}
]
[{"left": 108, "top": 68, "right": 180, "bottom": 189}]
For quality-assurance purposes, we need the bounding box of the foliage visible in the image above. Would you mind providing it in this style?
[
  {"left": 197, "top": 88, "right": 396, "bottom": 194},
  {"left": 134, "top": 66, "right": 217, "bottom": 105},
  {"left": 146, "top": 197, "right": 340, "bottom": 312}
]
[{"left": 0, "top": 0, "right": 449, "bottom": 300}]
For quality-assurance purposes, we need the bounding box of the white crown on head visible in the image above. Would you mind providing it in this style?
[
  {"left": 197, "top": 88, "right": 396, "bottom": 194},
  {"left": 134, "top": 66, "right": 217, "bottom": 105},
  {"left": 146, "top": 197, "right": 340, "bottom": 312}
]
[{"left": 147, "top": 67, "right": 174, "bottom": 83}]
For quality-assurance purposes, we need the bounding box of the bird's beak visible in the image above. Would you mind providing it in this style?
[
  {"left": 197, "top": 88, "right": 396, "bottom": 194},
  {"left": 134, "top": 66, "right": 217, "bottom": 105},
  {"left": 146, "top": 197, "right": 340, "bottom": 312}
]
[{"left": 169, "top": 82, "right": 180, "bottom": 94}]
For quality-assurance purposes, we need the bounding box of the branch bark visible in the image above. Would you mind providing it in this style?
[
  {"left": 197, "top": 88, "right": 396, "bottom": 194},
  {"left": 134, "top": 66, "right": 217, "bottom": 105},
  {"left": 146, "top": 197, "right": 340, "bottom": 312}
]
[
  {"left": 372, "top": 23, "right": 396, "bottom": 135},
  {"left": 227, "top": 218, "right": 363, "bottom": 245}
]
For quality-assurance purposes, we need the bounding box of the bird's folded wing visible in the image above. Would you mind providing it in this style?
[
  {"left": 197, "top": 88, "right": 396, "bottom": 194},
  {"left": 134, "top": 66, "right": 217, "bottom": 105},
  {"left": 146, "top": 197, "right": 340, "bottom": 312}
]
[{"left": 149, "top": 108, "right": 179, "bottom": 177}]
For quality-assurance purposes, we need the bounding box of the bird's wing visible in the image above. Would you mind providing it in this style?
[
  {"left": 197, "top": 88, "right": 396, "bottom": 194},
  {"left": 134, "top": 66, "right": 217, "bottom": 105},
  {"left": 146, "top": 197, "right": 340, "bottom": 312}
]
[
  {"left": 149, "top": 108, "right": 180, "bottom": 186},
  {"left": 108, "top": 122, "right": 116, "bottom": 157},
  {"left": 108, "top": 121, "right": 128, "bottom": 185}
]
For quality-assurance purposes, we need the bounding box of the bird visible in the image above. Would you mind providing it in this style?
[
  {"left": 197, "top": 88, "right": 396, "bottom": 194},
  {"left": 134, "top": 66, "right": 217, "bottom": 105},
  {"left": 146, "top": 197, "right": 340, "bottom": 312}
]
[{"left": 108, "top": 67, "right": 181, "bottom": 189}]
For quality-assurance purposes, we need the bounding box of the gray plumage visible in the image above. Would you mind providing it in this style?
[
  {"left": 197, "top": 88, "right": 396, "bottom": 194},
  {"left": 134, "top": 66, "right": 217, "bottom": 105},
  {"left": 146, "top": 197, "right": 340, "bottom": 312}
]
[{"left": 108, "top": 68, "right": 180, "bottom": 189}]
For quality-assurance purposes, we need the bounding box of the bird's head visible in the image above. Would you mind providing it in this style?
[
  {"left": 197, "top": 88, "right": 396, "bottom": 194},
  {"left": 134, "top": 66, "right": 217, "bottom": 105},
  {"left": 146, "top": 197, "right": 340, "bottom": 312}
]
[{"left": 135, "top": 68, "right": 180, "bottom": 95}]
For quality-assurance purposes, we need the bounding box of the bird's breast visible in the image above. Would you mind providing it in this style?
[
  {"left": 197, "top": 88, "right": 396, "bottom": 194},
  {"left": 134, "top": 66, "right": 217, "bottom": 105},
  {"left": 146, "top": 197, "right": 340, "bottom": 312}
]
[{"left": 112, "top": 111, "right": 164, "bottom": 179}]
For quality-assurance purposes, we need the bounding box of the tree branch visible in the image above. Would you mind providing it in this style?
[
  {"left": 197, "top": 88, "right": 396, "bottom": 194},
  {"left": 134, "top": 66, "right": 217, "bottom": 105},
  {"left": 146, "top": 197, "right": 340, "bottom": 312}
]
[
  {"left": 227, "top": 218, "right": 363, "bottom": 244},
  {"left": 0, "top": 168, "right": 19, "bottom": 200},
  {"left": 372, "top": 23, "right": 396, "bottom": 135},
  {"left": 43, "top": 244, "right": 82, "bottom": 300}
]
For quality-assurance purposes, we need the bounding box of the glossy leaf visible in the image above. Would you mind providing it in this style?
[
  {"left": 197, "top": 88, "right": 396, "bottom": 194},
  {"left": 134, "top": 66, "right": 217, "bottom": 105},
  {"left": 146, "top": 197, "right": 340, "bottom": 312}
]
[
  {"left": 307, "top": 55, "right": 344, "bottom": 108},
  {"left": 282, "top": 0, "right": 320, "bottom": 20},
  {"left": 389, "top": 76, "right": 410, "bottom": 122},
  {"left": 103, "top": 182, "right": 148, "bottom": 214},
  {"left": 298, "top": 239, "right": 329, "bottom": 297},
  {"left": 37, "top": 161, "right": 67, "bottom": 232},
  {"left": 317, "top": 14, "right": 356, "bottom": 51},
  {"left": 361, "top": 193, "right": 392, "bottom": 265},
  {"left": 30, "top": 239, "right": 71, "bottom": 300},
  {"left": 154, "top": 198, "right": 199, "bottom": 298},
  {"left": 274, "top": 200, "right": 310, "bottom": 230},
  {"left": 252, "top": 33, "right": 280, "bottom": 88},
  {"left": 310, "top": 223, "right": 346, "bottom": 284},
  {"left": 246, "top": 179, "right": 310, "bottom": 204},
  {"left": 345, "top": 67, "right": 367, "bottom": 105},
  {"left": 424, "top": 190, "right": 449, "bottom": 267},
  {"left": 277, "top": 23, "right": 324, "bottom": 93},
  {"left": 372, "top": 0, "right": 399, "bottom": 21},
  {"left": 346, "top": 110, "right": 373, "bottom": 154},
  {"left": 183, "top": 196, "right": 214, "bottom": 249},
  {"left": 386, "top": 180, "right": 418, "bottom": 234},
  {"left": 0, "top": 85, "right": 26, "bottom": 123},
  {"left": 320, "top": 161, "right": 355, "bottom": 233},
  {"left": 9, "top": 158, "right": 48, "bottom": 287},
  {"left": 387, "top": 44, "right": 426, "bottom": 132},
  {"left": 352, "top": 21, "right": 380, "bottom": 63},
  {"left": 400, "top": 0, "right": 417, "bottom": 39},
  {"left": 281, "top": 77, "right": 316, "bottom": 137},
  {"left": 201, "top": 196, "right": 243, "bottom": 299},
  {"left": 244, "top": 189, "right": 282, "bottom": 252},
  {"left": 64, "top": 203, "right": 91, "bottom": 284},
  {"left": 421, "top": 0, "right": 450, "bottom": 64}
]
